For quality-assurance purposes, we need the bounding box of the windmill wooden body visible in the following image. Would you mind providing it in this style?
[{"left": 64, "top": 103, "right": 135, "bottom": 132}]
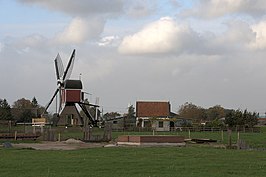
[{"left": 43, "top": 49, "right": 99, "bottom": 127}]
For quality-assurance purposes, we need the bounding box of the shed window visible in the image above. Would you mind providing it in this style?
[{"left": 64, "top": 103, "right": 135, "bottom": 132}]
[{"left": 158, "top": 121, "right": 164, "bottom": 128}]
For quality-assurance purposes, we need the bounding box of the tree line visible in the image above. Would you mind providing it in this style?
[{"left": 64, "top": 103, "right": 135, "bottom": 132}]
[
  {"left": 177, "top": 102, "right": 258, "bottom": 128},
  {"left": 0, "top": 98, "right": 259, "bottom": 128},
  {"left": 0, "top": 97, "right": 44, "bottom": 123}
]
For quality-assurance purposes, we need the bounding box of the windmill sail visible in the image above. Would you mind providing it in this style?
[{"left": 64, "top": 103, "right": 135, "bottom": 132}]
[
  {"left": 63, "top": 49, "right": 75, "bottom": 81},
  {"left": 54, "top": 54, "right": 64, "bottom": 80}
]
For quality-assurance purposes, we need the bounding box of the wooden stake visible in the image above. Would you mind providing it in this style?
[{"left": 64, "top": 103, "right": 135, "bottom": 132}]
[
  {"left": 58, "top": 133, "right": 61, "bottom": 142},
  {"left": 228, "top": 129, "right": 232, "bottom": 148},
  {"left": 14, "top": 131, "right": 17, "bottom": 140}
]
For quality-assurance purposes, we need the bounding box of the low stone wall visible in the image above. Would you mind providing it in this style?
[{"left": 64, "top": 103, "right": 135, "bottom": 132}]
[{"left": 117, "top": 135, "right": 185, "bottom": 146}]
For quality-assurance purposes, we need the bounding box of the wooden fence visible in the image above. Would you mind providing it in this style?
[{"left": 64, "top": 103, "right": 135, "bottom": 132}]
[{"left": 112, "top": 126, "right": 261, "bottom": 133}]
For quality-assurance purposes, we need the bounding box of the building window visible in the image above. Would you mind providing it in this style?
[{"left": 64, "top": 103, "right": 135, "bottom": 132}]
[
  {"left": 144, "top": 120, "right": 151, "bottom": 127},
  {"left": 113, "top": 120, "right": 118, "bottom": 124},
  {"left": 66, "top": 114, "right": 73, "bottom": 125},
  {"left": 158, "top": 121, "right": 163, "bottom": 128}
]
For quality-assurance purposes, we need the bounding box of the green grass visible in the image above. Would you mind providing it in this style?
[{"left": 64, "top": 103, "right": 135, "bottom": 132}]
[
  {"left": 1, "top": 126, "right": 266, "bottom": 176},
  {"left": 0, "top": 146, "right": 266, "bottom": 177},
  {"left": 112, "top": 130, "right": 266, "bottom": 148}
]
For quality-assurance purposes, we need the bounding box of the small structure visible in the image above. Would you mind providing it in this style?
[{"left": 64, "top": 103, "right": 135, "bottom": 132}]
[
  {"left": 32, "top": 118, "right": 46, "bottom": 133},
  {"left": 105, "top": 116, "right": 126, "bottom": 130},
  {"left": 117, "top": 135, "right": 185, "bottom": 146},
  {"left": 136, "top": 101, "right": 175, "bottom": 131},
  {"left": 32, "top": 118, "right": 46, "bottom": 126}
]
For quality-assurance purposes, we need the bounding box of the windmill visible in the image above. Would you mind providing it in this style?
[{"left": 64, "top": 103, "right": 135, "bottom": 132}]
[{"left": 43, "top": 49, "right": 99, "bottom": 127}]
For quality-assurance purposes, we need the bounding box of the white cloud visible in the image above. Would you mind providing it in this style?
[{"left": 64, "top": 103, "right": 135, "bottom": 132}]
[
  {"left": 55, "top": 17, "right": 104, "bottom": 44},
  {"left": 185, "top": 0, "right": 266, "bottom": 18},
  {"left": 118, "top": 17, "right": 196, "bottom": 55},
  {"left": 20, "top": 34, "right": 46, "bottom": 47},
  {"left": 209, "top": 20, "right": 255, "bottom": 54},
  {"left": 250, "top": 21, "right": 266, "bottom": 50},
  {"left": 98, "top": 36, "right": 119, "bottom": 47},
  {"left": 3, "top": 34, "right": 51, "bottom": 55}
]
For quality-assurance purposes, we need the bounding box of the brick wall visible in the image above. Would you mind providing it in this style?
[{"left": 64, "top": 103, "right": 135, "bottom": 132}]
[{"left": 117, "top": 135, "right": 184, "bottom": 143}]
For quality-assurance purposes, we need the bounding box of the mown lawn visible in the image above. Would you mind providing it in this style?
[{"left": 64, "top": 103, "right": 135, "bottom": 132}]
[{"left": 0, "top": 146, "right": 266, "bottom": 177}]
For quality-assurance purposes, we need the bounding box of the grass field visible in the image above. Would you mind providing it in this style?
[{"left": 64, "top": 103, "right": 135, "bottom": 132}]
[
  {"left": 1, "top": 125, "right": 266, "bottom": 176},
  {"left": 112, "top": 129, "right": 266, "bottom": 148},
  {"left": 0, "top": 146, "right": 266, "bottom": 177},
  {"left": 1, "top": 124, "right": 266, "bottom": 147}
]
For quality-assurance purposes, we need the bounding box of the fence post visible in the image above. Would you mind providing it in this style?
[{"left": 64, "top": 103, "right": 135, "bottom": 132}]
[
  {"left": 14, "top": 131, "right": 17, "bottom": 140},
  {"left": 228, "top": 129, "right": 232, "bottom": 148},
  {"left": 58, "top": 133, "right": 61, "bottom": 142},
  {"left": 221, "top": 130, "right": 224, "bottom": 142},
  {"left": 8, "top": 120, "right": 11, "bottom": 133}
]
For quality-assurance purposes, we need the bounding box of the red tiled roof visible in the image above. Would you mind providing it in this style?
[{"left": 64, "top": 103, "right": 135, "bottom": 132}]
[{"left": 136, "top": 101, "right": 170, "bottom": 117}]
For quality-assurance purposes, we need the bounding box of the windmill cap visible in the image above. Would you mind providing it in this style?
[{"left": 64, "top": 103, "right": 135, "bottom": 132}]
[{"left": 64, "top": 80, "right": 83, "bottom": 89}]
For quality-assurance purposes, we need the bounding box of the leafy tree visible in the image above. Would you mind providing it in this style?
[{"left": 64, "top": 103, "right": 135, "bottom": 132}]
[
  {"left": 206, "top": 105, "right": 225, "bottom": 121},
  {"left": 12, "top": 98, "right": 39, "bottom": 122},
  {"left": 178, "top": 102, "right": 206, "bottom": 122},
  {"left": 31, "top": 97, "right": 45, "bottom": 117},
  {"left": 124, "top": 105, "right": 136, "bottom": 129},
  {"left": 176, "top": 102, "right": 258, "bottom": 128},
  {"left": 235, "top": 109, "right": 244, "bottom": 126},
  {"left": 206, "top": 118, "right": 224, "bottom": 127},
  {"left": 0, "top": 99, "right": 13, "bottom": 120},
  {"left": 225, "top": 110, "right": 235, "bottom": 128},
  {"left": 225, "top": 109, "right": 258, "bottom": 128},
  {"left": 13, "top": 98, "right": 32, "bottom": 109},
  {"left": 245, "top": 110, "right": 258, "bottom": 127},
  {"left": 19, "top": 109, "right": 34, "bottom": 123},
  {"left": 31, "top": 97, "right": 39, "bottom": 108}
]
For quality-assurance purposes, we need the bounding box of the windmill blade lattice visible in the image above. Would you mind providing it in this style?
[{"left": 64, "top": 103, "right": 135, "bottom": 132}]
[
  {"left": 54, "top": 54, "right": 64, "bottom": 80},
  {"left": 62, "top": 49, "right": 75, "bottom": 81}
]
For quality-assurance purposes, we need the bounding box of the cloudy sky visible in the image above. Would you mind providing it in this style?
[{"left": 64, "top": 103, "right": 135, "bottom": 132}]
[{"left": 1, "top": 0, "right": 266, "bottom": 114}]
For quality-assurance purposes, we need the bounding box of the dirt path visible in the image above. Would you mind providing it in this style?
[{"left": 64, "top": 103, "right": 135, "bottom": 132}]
[{"left": 12, "top": 140, "right": 109, "bottom": 150}]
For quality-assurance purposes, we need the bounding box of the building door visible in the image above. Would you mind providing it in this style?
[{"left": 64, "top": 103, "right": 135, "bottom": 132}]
[
  {"left": 170, "top": 121, "right": 175, "bottom": 131},
  {"left": 66, "top": 114, "right": 73, "bottom": 125}
]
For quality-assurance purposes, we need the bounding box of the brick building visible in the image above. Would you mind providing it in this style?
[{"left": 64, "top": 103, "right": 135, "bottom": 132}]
[{"left": 136, "top": 101, "right": 175, "bottom": 131}]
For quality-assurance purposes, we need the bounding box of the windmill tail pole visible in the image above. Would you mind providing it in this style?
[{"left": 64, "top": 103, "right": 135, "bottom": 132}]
[{"left": 42, "top": 87, "right": 60, "bottom": 116}]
